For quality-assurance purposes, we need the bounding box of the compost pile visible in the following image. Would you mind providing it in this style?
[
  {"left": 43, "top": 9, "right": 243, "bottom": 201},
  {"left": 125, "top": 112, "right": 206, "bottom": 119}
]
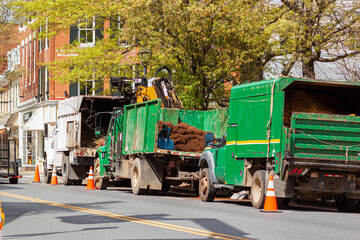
[
  {"left": 81, "top": 130, "right": 105, "bottom": 148},
  {"left": 158, "top": 121, "right": 208, "bottom": 152},
  {"left": 284, "top": 89, "right": 339, "bottom": 126}
]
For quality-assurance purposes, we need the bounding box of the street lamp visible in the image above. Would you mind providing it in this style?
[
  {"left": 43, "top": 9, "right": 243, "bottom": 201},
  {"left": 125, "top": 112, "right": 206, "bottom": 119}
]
[{"left": 138, "top": 47, "right": 152, "bottom": 77}]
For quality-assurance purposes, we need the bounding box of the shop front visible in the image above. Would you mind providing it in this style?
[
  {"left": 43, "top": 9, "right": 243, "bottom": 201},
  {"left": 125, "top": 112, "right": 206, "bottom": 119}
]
[{"left": 18, "top": 100, "right": 58, "bottom": 171}]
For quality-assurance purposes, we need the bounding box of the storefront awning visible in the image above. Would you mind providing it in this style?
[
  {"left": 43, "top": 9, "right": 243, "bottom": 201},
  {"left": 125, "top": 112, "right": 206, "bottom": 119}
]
[
  {"left": 0, "top": 115, "right": 9, "bottom": 129},
  {"left": 23, "top": 108, "right": 44, "bottom": 131},
  {"left": 0, "top": 128, "right": 7, "bottom": 136},
  {"left": 5, "top": 112, "right": 19, "bottom": 128}
]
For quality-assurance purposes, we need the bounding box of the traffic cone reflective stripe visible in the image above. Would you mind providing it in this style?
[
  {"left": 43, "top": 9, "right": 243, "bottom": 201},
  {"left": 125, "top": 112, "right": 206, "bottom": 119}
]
[
  {"left": 33, "top": 165, "right": 41, "bottom": 183},
  {"left": 261, "top": 175, "right": 281, "bottom": 213},
  {"left": 50, "top": 167, "right": 58, "bottom": 185},
  {"left": 85, "top": 166, "right": 96, "bottom": 190}
]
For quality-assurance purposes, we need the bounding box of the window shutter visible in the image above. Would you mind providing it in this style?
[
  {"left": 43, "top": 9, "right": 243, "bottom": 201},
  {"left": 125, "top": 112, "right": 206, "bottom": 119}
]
[
  {"left": 95, "top": 78, "right": 104, "bottom": 95},
  {"left": 69, "top": 82, "right": 79, "bottom": 97},
  {"left": 38, "top": 68, "right": 41, "bottom": 97},
  {"left": 95, "top": 19, "right": 104, "bottom": 42},
  {"left": 70, "top": 25, "right": 79, "bottom": 44}
]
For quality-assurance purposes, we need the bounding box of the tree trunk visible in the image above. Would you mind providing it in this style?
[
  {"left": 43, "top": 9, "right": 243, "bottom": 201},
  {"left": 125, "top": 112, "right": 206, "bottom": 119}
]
[{"left": 302, "top": 60, "right": 316, "bottom": 79}]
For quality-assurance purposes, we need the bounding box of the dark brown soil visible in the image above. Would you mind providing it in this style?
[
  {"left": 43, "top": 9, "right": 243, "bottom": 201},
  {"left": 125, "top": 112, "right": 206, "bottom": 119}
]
[
  {"left": 284, "top": 89, "right": 339, "bottom": 127},
  {"left": 158, "top": 121, "right": 208, "bottom": 152}
]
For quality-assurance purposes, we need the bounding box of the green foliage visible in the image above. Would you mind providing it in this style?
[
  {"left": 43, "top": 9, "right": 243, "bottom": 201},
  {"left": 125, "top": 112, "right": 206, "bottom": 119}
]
[{"left": 12, "top": 0, "right": 360, "bottom": 109}]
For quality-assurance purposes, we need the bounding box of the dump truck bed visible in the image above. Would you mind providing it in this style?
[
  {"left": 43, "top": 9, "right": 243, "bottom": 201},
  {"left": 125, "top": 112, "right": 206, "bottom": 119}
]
[{"left": 122, "top": 99, "right": 228, "bottom": 156}]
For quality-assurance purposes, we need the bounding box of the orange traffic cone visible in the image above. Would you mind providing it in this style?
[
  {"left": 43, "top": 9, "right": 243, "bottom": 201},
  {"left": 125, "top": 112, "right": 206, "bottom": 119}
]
[
  {"left": 50, "top": 166, "right": 58, "bottom": 185},
  {"left": 85, "top": 166, "right": 96, "bottom": 190},
  {"left": 32, "top": 165, "right": 41, "bottom": 183},
  {"left": 260, "top": 175, "right": 281, "bottom": 213}
]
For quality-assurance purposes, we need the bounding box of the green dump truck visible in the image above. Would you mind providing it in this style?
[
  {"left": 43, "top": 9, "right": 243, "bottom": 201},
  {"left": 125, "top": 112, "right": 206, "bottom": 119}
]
[
  {"left": 95, "top": 100, "right": 228, "bottom": 193},
  {"left": 200, "top": 77, "right": 360, "bottom": 212}
]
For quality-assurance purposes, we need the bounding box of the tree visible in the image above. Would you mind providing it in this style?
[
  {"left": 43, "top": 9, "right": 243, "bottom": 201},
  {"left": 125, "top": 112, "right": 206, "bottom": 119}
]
[
  {"left": 15, "top": 0, "right": 279, "bottom": 110},
  {"left": 273, "top": 0, "right": 360, "bottom": 79},
  {"left": 0, "top": 0, "right": 18, "bottom": 73}
]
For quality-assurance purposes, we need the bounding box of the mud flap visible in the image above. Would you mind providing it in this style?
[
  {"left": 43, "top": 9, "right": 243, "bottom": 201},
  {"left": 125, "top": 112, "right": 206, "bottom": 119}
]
[
  {"left": 274, "top": 177, "right": 295, "bottom": 198},
  {"left": 69, "top": 165, "right": 88, "bottom": 180},
  {"left": 139, "top": 158, "right": 163, "bottom": 190}
]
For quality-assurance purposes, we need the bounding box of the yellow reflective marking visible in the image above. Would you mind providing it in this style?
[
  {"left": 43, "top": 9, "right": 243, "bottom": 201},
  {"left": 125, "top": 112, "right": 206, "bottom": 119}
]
[
  {"left": 236, "top": 139, "right": 280, "bottom": 145},
  {"left": 226, "top": 141, "right": 236, "bottom": 145},
  {"left": 0, "top": 191, "right": 250, "bottom": 240}
]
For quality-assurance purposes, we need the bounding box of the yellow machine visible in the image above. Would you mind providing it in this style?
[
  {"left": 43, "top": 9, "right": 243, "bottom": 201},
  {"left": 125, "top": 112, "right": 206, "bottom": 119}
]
[
  {"left": 111, "top": 66, "right": 183, "bottom": 109},
  {"left": 136, "top": 85, "right": 157, "bottom": 103}
]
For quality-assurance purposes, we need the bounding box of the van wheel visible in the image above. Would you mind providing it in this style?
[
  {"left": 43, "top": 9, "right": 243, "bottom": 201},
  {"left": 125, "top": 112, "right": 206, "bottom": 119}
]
[
  {"left": 199, "top": 168, "right": 215, "bottom": 202},
  {"left": 94, "top": 158, "right": 108, "bottom": 190},
  {"left": 131, "top": 158, "right": 145, "bottom": 195},
  {"left": 251, "top": 170, "right": 266, "bottom": 209}
]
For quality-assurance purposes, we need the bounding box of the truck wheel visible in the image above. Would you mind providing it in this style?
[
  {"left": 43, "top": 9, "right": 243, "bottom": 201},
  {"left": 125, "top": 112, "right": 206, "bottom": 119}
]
[
  {"left": 199, "top": 168, "right": 216, "bottom": 202},
  {"left": 251, "top": 170, "right": 266, "bottom": 209},
  {"left": 94, "top": 158, "right": 108, "bottom": 190},
  {"left": 9, "top": 178, "right": 18, "bottom": 184},
  {"left": 335, "top": 197, "right": 360, "bottom": 213},
  {"left": 62, "top": 157, "right": 73, "bottom": 185},
  {"left": 43, "top": 159, "right": 52, "bottom": 184},
  {"left": 131, "top": 159, "right": 145, "bottom": 195}
]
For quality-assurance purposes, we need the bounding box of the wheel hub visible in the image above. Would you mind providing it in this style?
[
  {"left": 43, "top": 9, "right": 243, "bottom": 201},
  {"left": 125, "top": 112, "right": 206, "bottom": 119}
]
[{"left": 200, "top": 176, "right": 208, "bottom": 194}]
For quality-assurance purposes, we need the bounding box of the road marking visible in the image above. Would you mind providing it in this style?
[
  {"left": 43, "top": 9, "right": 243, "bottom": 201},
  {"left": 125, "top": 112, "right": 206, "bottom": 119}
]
[{"left": 1, "top": 191, "right": 251, "bottom": 240}]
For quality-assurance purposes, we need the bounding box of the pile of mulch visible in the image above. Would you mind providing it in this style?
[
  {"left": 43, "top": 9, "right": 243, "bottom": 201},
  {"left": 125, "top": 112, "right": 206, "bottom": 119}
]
[
  {"left": 158, "top": 121, "right": 208, "bottom": 152},
  {"left": 284, "top": 89, "right": 339, "bottom": 126}
]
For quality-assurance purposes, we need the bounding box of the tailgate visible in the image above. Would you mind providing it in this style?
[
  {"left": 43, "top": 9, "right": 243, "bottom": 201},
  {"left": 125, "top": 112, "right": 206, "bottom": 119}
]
[{"left": 290, "top": 112, "right": 360, "bottom": 166}]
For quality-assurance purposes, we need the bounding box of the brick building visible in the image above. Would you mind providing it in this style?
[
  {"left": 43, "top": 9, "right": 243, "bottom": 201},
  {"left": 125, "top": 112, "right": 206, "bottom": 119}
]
[{"left": 18, "top": 19, "right": 106, "bottom": 170}]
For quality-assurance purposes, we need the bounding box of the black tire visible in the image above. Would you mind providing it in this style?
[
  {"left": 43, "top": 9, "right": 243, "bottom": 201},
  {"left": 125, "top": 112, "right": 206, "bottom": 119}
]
[
  {"left": 335, "top": 197, "right": 360, "bottom": 213},
  {"left": 131, "top": 158, "right": 145, "bottom": 195},
  {"left": 94, "top": 158, "right": 109, "bottom": 190},
  {"left": 62, "top": 155, "right": 73, "bottom": 185},
  {"left": 199, "top": 168, "right": 216, "bottom": 202},
  {"left": 251, "top": 170, "right": 266, "bottom": 209},
  {"left": 9, "top": 178, "right": 18, "bottom": 184},
  {"left": 43, "top": 159, "right": 52, "bottom": 184},
  {"left": 161, "top": 181, "right": 171, "bottom": 192}
]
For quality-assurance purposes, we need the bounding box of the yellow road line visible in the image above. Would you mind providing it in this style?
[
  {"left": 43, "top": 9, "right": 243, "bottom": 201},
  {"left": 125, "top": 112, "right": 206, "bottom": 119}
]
[{"left": 0, "top": 191, "right": 251, "bottom": 240}]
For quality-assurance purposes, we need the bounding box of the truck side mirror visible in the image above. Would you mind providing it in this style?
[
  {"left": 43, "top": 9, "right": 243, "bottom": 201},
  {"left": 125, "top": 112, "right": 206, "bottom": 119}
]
[
  {"left": 204, "top": 133, "right": 214, "bottom": 147},
  {"left": 95, "top": 114, "right": 101, "bottom": 136}
]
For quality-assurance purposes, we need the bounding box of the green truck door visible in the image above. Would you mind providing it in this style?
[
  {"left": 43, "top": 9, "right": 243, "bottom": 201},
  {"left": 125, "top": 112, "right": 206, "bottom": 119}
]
[{"left": 224, "top": 124, "right": 237, "bottom": 185}]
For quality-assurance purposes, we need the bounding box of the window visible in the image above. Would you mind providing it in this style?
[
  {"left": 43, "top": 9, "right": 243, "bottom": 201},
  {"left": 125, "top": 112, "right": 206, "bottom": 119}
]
[
  {"left": 38, "top": 25, "right": 48, "bottom": 52},
  {"left": 38, "top": 66, "right": 47, "bottom": 101},
  {"left": 79, "top": 19, "right": 94, "bottom": 44},
  {"left": 70, "top": 17, "right": 103, "bottom": 46},
  {"left": 110, "top": 15, "right": 127, "bottom": 46},
  {"left": 33, "top": 39, "right": 36, "bottom": 83},
  {"left": 69, "top": 79, "right": 103, "bottom": 97},
  {"left": 29, "top": 39, "right": 31, "bottom": 85},
  {"left": 25, "top": 42, "right": 28, "bottom": 87}
]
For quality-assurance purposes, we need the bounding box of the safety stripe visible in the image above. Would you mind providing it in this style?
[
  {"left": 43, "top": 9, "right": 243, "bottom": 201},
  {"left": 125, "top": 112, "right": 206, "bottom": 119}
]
[
  {"left": 227, "top": 139, "right": 280, "bottom": 146},
  {"left": 226, "top": 141, "right": 236, "bottom": 146},
  {"left": 266, "top": 191, "right": 276, "bottom": 197}
]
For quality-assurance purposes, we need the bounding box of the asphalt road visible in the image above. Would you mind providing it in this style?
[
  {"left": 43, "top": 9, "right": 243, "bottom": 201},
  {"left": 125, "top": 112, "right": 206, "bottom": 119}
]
[{"left": 0, "top": 173, "right": 360, "bottom": 240}]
